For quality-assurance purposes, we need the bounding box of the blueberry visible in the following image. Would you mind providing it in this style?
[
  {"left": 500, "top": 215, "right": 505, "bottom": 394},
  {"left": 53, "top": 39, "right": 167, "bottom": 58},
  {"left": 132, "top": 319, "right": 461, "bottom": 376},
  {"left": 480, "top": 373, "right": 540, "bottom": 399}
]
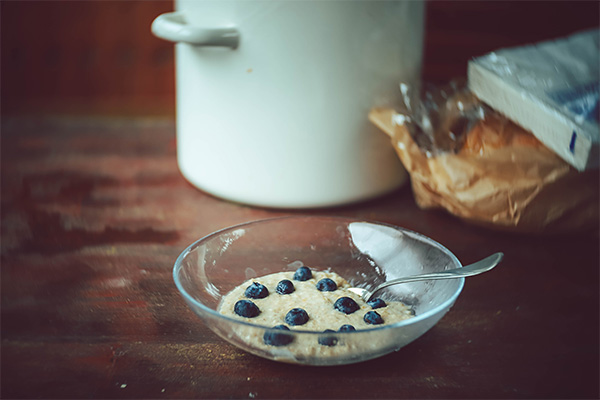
[
  {"left": 244, "top": 282, "right": 269, "bottom": 299},
  {"left": 293, "top": 266, "right": 313, "bottom": 281},
  {"left": 276, "top": 279, "right": 295, "bottom": 295},
  {"left": 316, "top": 278, "right": 337, "bottom": 292},
  {"left": 318, "top": 329, "right": 338, "bottom": 347},
  {"left": 263, "top": 325, "right": 294, "bottom": 346},
  {"left": 285, "top": 308, "right": 309, "bottom": 326},
  {"left": 333, "top": 297, "right": 360, "bottom": 314},
  {"left": 367, "top": 298, "right": 387, "bottom": 309},
  {"left": 338, "top": 324, "right": 356, "bottom": 332},
  {"left": 364, "top": 310, "right": 384, "bottom": 325},
  {"left": 234, "top": 300, "right": 260, "bottom": 318}
]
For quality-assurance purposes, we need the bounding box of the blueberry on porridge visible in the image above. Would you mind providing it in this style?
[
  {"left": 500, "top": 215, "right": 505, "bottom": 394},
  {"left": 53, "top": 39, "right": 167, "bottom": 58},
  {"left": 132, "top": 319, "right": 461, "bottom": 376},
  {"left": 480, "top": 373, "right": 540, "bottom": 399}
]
[
  {"left": 364, "top": 311, "right": 384, "bottom": 325},
  {"left": 318, "top": 329, "right": 338, "bottom": 347},
  {"left": 333, "top": 297, "right": 360, "bottom": 315},
  {"left": 285, "top": 308, "right": 309, "bottom": 326},
  {"left": 367, "top": 298, "right": 387, "bottom": 309},
  {"left": 293, "top": 266, "right": 312, "bottom": 281},
  {"left": 263, "top": 325, "right": 294, "bottom": 346},
  {"left": 316, "top": 278, "right": 337, "bottom": 292},
  {"left": 338, "top": 324, "right": 356, "bottom": 332},
  {"left": 245, "top": 282, "right": 269, "bottom": 299},
  {"left": 234, "top": 300, "right": 260, "bottom": 318},
  {"left": 276, "top": 279, "right": 295, "bottom": 295}
]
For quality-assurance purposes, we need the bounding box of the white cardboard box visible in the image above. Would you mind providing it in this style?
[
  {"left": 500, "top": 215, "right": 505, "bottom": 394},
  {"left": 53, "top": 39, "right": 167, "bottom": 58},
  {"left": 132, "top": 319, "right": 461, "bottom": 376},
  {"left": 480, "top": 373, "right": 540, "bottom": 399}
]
[{"left": 468, "top": 29, "right": 599, "bottom": 171}]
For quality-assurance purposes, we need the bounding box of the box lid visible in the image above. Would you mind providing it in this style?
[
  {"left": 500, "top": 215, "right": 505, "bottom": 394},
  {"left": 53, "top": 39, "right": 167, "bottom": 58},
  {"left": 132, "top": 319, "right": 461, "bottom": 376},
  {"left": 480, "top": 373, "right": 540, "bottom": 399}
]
[{"left": 468, "top": 29, "right": 599, "bottom": 171}]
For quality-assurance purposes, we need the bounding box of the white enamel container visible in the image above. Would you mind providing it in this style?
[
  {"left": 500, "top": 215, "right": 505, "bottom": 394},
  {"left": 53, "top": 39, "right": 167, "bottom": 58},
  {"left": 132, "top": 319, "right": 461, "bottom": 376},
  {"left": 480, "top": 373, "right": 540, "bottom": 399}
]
[{"left": 152, "top": 1, "right": 425, "bottom": 208}]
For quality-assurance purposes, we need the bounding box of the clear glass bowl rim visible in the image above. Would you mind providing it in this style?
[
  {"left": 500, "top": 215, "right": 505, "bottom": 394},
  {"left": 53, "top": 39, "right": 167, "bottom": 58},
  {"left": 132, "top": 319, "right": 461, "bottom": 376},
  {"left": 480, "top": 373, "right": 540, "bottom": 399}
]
[{"left": 173, "top": 215, "right": 465, "bottom": 335}]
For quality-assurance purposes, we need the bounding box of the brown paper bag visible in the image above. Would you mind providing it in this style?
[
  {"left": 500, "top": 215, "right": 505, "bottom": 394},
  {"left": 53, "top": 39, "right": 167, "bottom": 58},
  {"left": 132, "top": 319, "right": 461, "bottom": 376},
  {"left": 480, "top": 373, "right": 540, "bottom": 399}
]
[{"left": 370, "top": 108, "right": 599, "bottom": 234}]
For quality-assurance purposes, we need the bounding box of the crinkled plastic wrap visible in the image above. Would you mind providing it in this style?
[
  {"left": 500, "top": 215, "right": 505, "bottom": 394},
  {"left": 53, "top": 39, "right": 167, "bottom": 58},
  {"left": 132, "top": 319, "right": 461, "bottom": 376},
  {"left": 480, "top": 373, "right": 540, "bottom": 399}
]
[{"left": 369, "top": 81, "right": 599, "bottom": 233}]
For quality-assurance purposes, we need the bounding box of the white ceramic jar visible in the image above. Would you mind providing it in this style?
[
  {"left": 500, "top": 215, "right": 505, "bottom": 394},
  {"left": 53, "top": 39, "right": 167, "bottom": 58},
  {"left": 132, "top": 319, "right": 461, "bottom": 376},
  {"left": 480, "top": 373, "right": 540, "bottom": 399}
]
[{"left": 152, "top": 0, "right": 424, "bottom": 208}]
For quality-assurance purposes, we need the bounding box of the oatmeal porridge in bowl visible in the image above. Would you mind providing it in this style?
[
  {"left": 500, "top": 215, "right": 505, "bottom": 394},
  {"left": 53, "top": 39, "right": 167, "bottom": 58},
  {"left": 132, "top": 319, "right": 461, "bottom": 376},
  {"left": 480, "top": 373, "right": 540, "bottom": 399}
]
[{"left": 173, "top": 216, "right": 465, "bottom": 366}]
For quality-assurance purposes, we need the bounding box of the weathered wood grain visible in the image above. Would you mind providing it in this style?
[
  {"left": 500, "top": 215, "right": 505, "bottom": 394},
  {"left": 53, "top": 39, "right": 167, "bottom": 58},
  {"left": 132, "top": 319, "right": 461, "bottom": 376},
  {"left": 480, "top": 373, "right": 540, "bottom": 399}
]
[{"left": 1, "top": 117, "right": 598, "bottom": 398}]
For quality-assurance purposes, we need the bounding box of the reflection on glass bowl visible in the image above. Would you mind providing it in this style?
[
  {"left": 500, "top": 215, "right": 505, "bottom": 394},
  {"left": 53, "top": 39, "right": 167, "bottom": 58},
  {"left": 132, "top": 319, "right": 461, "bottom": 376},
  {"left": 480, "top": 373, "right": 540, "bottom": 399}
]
[{"left": 173, "top": 216, "right": 464, "bottom": 366}]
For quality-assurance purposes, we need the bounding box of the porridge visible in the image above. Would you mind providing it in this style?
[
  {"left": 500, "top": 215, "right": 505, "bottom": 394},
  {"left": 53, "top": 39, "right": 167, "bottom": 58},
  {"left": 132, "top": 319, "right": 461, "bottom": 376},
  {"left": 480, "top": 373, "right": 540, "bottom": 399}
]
[{"left": 218, "top": 266, "right": 415, "bottom": 359}]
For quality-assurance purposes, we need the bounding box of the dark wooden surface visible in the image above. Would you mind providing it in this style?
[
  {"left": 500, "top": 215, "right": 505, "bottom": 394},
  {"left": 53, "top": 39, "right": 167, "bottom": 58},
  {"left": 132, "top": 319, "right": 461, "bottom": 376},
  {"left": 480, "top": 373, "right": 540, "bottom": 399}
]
[{"left": 2, "top": 117, "right": 599, "bottom": 399}]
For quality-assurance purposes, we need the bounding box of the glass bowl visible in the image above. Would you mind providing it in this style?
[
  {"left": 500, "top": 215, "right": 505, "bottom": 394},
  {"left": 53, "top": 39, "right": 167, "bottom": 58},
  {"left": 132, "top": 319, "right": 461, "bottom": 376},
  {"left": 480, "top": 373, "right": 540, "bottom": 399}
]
[{"left": 173, "top": 216, "right": 464, "bottom": 366}]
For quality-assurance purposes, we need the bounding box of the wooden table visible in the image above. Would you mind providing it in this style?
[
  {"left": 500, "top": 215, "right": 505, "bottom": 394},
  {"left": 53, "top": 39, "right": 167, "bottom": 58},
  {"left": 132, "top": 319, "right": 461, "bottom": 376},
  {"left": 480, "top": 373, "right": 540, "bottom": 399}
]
[{"left": 2, "top": 116, "right": 598, "bottom": 399}]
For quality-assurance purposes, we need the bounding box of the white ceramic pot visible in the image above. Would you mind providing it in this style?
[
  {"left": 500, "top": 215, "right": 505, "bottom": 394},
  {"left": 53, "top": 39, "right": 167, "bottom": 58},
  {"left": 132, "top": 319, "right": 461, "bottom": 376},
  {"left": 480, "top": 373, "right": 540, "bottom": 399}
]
[{"left": 152, "top": 0, "right": 424, "bottom": 208}]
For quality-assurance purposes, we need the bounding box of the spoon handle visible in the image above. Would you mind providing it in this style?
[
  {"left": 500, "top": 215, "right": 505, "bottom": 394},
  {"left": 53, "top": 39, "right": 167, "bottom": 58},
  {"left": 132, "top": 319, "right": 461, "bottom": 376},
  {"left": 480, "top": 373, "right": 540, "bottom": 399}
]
[{"left": 365, "top": 252, "right": 503, "bottom": 302}]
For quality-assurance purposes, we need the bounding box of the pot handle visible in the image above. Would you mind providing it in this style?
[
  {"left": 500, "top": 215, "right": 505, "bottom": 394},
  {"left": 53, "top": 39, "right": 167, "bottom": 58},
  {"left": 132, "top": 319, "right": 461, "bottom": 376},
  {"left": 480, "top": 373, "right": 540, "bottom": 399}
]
[{"left": 151, "top": 12, "right": 239, "bottom": 49}]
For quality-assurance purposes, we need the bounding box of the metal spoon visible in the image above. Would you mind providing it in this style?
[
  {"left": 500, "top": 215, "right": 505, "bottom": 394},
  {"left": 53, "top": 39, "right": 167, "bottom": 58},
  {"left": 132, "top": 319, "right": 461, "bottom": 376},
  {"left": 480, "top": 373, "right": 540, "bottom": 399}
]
[{"left": 348, "top": 252, "right": 504, "bottom": 303}]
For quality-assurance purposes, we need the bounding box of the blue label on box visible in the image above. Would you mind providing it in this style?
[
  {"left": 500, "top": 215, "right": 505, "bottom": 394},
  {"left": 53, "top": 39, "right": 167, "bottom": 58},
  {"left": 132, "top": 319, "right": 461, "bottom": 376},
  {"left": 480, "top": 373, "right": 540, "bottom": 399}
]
[{"left": 548, "top": 81, "right": 599, "bottom": 124}]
